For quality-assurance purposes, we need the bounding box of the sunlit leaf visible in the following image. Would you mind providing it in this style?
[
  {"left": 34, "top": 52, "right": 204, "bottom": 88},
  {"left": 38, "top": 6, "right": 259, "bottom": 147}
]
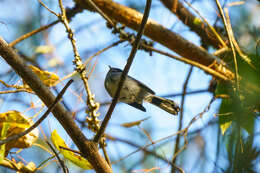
[
  {"left": 0, "top": 110, "right": 39, "bottom": 155},
  {"left": 193, "top": 17, "right": 203, "bottom": 25},
  {"left": 48, "top": 58, "right": 63, "bottom": 67},
  {"left": 0, "top": 123, "right": 10, "bottom": 162},
  {"left": 23, "top": 65, "right": 59, "bottom": 88},
  {"left": 51, "top": 130, "right": 93, "bottom": 170},
  {"left": 220, "top": 121, "right": 232, "bottom": 135},
  {"left": 1, "top": 158, "right": 37, "bottom": 172},
  {"left": 35, "top": 45, "right": 54, "bottom": 54},
  {"left": 0, "top": 110, "right": 30, "bottom": 128},
  {"left": 121, "top": 117, "right": 150, "bottom": 128},
  {"left": 29, "top": 65, "right": 59, "bottom": 87}
]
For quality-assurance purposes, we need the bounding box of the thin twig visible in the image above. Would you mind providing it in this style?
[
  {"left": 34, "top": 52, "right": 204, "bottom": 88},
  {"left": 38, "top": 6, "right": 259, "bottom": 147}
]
[
  {"left": 186, "top": 97, "right": 216, "bottom": 131},
  {"left": 0, "top": 79, "right": 73, "bottom": 146},
  {"left": 141, "top": 44, "right": 232, "bottom": 81},
  {"left": 85, "top": 0, "right": 116, "bottom": 27},
  {"left": 101, "top": 144, "right": 111, "bottom": 166},
  {"left": 75, "top": 0, "right": 234, "bottom": 79},
  {"left": 215, "top": 0, "right": 239, "bottom": 90},
  {"left": 225, "top": 2, "right": 254, "bottom": 69},
  {"left": 0, "top": 36, "right": 111, "bottom": 173},
  {"left": 171, "top": 66, "right": 193, "bottom": 173},
  {"left": 60, "top": 0, "right": 101, "bottom": 133},
  {"left": 83, "top": 40, "right": 125, "bottom": 70},
  {"left": 38, "top": 0, "right": 59, "bottom": 16},
  {"left": 45, "top": 141, "right": 69, "bottom": 173},
  {"left": 0, "top": 89, "right": 34, "bottom": 94},
  {"left": 36, "top": 155, "right": 55, "bottom": 169},
  {"left": 110, "top": 130, "right": 183, "bottom": 164},
  {"left": 171, "top": 97, "right": 217, "bottom": 166},
  {"left": 0, "top": 80, "right": 34, "bottom": 94},
  {"left": 160, "top": 0, "right": 227, "bottom": 48},
  {"left": 183, "top": 0, "right": 227, "bottom": 48},
  {"left": 9, "top": 5, "right": 81, "bottom": 47},
  {"left": 109, "top": 135, "right": 185, "bottom": 173},
  {"left": 94, "top": 0, "right": 153, "bottom": 143},
  {"left": 164, "top": 89, "right": 210, "bottom": 98},
  {"left": 111, "top": 120, "right": 217, "bottom": 165},
  {"left": 84, "top": 0, "right": 130, "bottom": 40},
  {"left": 53, "top": 40, "right": 125, "bottom": 87},
  {"left": 99, "top": 89, "right": 210, "bottom": 107},
  {"left": 0, "top": 80, "right": 23, "bottom": 89},
  {"left": 58, "top": 0, "right": 81, "bottom": 65},
  {"left": 9, "top": 21, "right": 59, "bottom": 47}
]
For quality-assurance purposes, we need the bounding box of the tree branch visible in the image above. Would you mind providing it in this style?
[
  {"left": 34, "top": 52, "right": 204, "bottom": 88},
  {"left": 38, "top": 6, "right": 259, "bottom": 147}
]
[
  {"left": 160, "top": 0, "right": 227, "bottom": 48},
  {"left": 94, "top": 0, "right": 152, "bottom": 143},
  {"left": 0, "top": 80, "right": 73, "bottom": 146},
  {"left": 0, "top": 37, "right": 112, "bottom": 173},
  {"left": 73, "top": 0, "right": 234, "bottom": 80}
]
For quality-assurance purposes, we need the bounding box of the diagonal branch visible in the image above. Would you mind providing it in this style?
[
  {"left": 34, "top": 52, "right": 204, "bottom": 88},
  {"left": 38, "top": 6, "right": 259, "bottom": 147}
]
[
  {"left": 94, "top": 0, "right": 152, "bottom": 143},
  {"left": 160, "top": 0, "right": 227, "bottom": 48},
  {"left": 0, "top": 37, "right": 112, "bottom": 173},
  {"left": 74, "top": 0, "right": 234, "bottom": 80},
  {"left": 0, "top": 79, "right": 73, "bottom": 146}
]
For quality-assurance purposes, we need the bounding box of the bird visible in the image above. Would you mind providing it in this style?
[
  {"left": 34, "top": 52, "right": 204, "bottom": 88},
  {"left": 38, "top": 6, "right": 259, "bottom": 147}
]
[{"left": 104, "top": 66, "right": 180, "bottom": 115}]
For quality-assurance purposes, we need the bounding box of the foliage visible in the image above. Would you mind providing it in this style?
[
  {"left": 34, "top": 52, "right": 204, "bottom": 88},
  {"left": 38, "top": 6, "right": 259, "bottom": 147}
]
[{"left": 0, "top": 0, "right": 259, "bottom": 173}]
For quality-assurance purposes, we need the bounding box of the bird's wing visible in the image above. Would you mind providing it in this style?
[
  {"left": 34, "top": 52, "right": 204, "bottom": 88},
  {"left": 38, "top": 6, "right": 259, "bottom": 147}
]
[
  {"left": 128, "top": 75, "right": 155, "bottom": 95},
  {"left": 127, "top": 102, "right": 146, "bottom": 112}
]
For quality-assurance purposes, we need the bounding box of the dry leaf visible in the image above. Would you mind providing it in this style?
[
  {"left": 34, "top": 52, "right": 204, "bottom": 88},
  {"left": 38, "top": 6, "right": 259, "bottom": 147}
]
[
  {"left": 0, "top": 110, "right": 39, "bottom": 155},
  {"left": 121, "top": 117, "right": 150, "bottom": 128},
  {"left": 23, "top": 65, "right": 59, "bottom": 89}
]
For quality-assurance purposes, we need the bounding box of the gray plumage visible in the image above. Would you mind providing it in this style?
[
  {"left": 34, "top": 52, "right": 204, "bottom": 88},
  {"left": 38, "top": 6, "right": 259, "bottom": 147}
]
[{"left": 104, "top": 66, "right": 180, "bottom": 115}]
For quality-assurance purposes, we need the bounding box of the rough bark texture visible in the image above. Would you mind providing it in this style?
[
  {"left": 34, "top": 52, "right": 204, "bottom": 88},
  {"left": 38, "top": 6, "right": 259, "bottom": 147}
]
[
  {"left": 160, "top": 0, "right": 226, "bottom": 49},
  {"left": 0, "top": 37, "right": 112, "bottom": 173},
  {"left": 74, "top": 0, "right": 234, "bottom": 80}
]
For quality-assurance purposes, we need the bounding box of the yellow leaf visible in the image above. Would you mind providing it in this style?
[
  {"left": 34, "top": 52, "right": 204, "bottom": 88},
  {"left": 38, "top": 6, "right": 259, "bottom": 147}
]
[
  {"left": 0, "top": 110, "right": 30, "bottom": 128},
  {"left": 0, "top": 110, "right": 39, "bottom": 155},
  {"left": 193, "top": 17, "right": 203, "bottom": 25},
  {"left": 220, "top": 121, "right": 232, "bottom": 135},
  {"left": 24, "top": 65, "right": 59, "bottom": 88},
  {"left": 35, "top": 45, "right": 54, "bottom": 54},
  {"left": 51, "top": 130, "right": 93, "bottom": 170},
  {"left": 0, "top": 123, "right": 10, "bottom": 162},
  {"left": 48, "top": 58, "right": 63, "bottom": 67},
  {"left": 121, "top": 117, "right": 150, "bottom": 128}
]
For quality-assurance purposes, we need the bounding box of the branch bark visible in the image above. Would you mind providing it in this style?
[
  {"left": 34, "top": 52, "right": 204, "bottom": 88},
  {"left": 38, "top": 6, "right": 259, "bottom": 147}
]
[
  {"left": 160, "top": 0, "right": 227, "bottom": 49},
  {"left": 74, "top": 0, "right": 234, "bottom": 80},
  {"left": 0, "top": 37, "right": 112, "bottom": 173}
]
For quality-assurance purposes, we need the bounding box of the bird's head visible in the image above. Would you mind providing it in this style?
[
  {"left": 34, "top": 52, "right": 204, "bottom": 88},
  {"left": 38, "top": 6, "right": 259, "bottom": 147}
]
[{"left": 108, "top": 65, "right": 123, "bottom": 73}]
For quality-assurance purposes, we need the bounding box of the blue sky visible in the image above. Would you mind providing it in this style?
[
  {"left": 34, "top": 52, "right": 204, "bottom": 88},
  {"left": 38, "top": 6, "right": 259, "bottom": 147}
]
[{"left": 0, "top": 0, "right": 259, "bottom": 172}]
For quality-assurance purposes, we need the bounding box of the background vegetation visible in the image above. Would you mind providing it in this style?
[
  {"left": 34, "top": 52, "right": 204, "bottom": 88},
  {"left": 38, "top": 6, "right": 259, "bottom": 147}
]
[{"left": 0, "top": 0, "right": 259, "bottom": 172}]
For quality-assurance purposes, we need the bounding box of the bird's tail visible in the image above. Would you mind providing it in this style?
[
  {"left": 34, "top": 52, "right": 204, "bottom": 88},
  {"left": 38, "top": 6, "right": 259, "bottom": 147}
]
[{"left": 144, "top": 95, "right": 180, "bottom": 115}]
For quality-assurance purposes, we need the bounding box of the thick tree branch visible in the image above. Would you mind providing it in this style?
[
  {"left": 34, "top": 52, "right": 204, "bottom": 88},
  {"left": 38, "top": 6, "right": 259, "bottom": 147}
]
[
  {"left": 0, "top": 37, "right": 112, "bottom": 173},
  {"left": 160, "top": 0, "right": 227, "bottom": 49},
  {"left": 74, "top": 0, "right": 234, "bottom": 80}
]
